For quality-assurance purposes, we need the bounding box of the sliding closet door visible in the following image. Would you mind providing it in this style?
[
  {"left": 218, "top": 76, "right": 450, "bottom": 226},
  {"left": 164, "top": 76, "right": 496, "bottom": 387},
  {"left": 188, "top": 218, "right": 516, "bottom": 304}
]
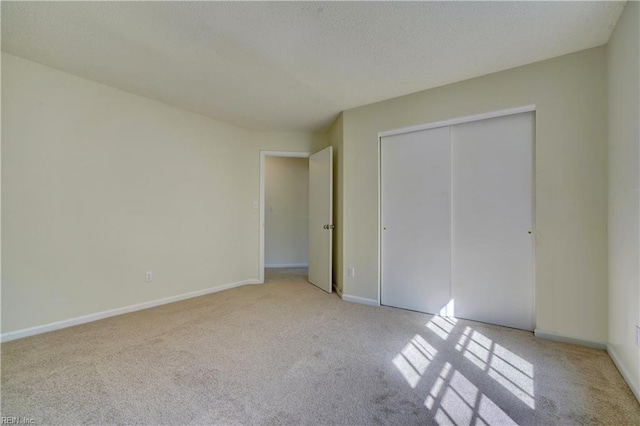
[
  {"left": 451, "top": 112, "right": 534, "bottom": 330},
  {"left": 381, "top": 127, "right": 451, "bottom": 314}
]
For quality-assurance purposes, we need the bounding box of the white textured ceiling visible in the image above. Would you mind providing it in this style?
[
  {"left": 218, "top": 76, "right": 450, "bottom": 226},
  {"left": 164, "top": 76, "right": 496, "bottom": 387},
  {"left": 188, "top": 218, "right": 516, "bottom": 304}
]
[{"left": 1, "top": 1, "right": 625, "bottom": 132}]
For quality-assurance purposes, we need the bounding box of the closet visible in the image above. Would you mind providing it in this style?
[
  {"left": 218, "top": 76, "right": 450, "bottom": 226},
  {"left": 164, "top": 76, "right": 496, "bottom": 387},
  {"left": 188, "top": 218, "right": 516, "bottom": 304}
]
[{"left": 381, "top": 111, "right": 534, "bottom": 331}]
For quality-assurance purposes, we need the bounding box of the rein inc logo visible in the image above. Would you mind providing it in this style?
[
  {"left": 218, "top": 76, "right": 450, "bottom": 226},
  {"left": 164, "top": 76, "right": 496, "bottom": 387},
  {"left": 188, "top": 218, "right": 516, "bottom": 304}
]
[{"left": 1, "top": 418, "right": 35, "bottom": 425}]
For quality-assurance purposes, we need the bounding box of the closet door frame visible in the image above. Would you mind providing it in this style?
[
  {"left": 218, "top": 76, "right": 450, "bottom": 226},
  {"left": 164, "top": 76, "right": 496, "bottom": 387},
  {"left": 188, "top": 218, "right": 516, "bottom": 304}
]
[{"left": 377, "top": 105, "right": 536, "bottom": 324}]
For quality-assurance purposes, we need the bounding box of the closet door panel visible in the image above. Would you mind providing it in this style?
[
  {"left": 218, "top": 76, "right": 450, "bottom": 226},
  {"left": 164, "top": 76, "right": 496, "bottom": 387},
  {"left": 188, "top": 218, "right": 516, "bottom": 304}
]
[
  {"left": 451, "top": 112, "right": 534, "bottom": 330},
  {"left": 381, "top": 127, "right": 451, "bottom": 314}
]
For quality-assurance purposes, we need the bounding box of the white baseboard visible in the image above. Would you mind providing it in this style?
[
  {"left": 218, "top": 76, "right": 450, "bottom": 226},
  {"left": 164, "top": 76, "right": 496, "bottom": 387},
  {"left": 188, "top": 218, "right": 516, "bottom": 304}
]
[
  {"left": 0, "top": 279, "right": 261, "bottom": 343},
  {"left": 341, "top": 293, "right": 380, "bottom": 307},
  {"left": 264, "top": 263, "right": 308, "bottom": 268},
  {"left": 534, "top": 329, "right": 607, "bottom": 350},
  {"left": 532, "top": 330, "right": 640, "bottom": 401},
  {"left": 607, "top": 344, "right": 640, "bottom": 404}
]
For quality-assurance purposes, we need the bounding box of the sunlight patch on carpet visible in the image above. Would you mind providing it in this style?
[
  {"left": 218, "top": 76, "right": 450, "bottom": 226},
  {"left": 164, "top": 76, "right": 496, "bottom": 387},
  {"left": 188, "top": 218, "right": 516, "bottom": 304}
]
[{"left": 394, "top": 316, "right": 537, "bottom": 423}]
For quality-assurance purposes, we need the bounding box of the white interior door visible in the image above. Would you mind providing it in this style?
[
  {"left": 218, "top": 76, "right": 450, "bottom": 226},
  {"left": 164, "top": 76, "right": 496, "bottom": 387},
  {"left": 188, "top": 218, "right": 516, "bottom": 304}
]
[
  {"left": 451, "top": 112, "right": 534, "bottom": 330},
  {"left": 308, "top": 146, "right": 333, "bottom": 293},
  {"left": 381, "top": 127, "right": 451, "bottom": 313}
]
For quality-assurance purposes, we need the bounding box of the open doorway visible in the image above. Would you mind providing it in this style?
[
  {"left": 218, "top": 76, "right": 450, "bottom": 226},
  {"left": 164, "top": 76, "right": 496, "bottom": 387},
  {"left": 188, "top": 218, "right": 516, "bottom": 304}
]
[
  {"left": 259, "top": 151, "right": 310, "bottom": 284},
  {"left": 259, "top": 148, "right": 334, "bottom": 292},
  {"left": 264, "top": 156, "right": 309, "bottom": 282}
]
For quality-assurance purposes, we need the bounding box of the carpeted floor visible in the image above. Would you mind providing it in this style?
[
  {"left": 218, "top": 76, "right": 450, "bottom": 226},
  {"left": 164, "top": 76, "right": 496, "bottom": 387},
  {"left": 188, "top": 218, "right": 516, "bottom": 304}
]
[{"left": 1, "top": 268, "right": 639, "bottom": 425}]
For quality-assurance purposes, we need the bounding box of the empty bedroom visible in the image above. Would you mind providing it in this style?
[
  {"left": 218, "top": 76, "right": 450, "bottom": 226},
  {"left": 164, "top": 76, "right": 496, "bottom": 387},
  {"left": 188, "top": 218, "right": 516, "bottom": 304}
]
[{"left": 1, "top": 1, "right": 639, "bottom": 425}]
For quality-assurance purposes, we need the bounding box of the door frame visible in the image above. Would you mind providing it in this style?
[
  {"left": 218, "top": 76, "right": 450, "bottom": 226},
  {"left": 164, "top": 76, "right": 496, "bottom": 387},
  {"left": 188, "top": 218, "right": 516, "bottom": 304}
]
[
  {"left": 259, "top": 150, "right": 310, "bottom": 284},
  {"left": 377, "top": 105, "right": 537, "bottom": 326}
]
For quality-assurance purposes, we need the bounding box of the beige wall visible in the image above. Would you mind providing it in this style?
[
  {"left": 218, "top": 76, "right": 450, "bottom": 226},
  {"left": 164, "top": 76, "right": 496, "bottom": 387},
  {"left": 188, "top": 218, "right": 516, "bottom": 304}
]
[
  {"left": 328, "top": 113, "right": 344, "bottom": 292},
  {"left": 265, "top": 157, "right": 309, "bottom": 267},
  {"left": 1, "top": 53, "right": 326, "bottom": 334},
  {"left": 342, "top": 47, "right": 608, "bottom": 343},
  {"left": 607, "top": 1, "right": 640, "bottom": 397}
]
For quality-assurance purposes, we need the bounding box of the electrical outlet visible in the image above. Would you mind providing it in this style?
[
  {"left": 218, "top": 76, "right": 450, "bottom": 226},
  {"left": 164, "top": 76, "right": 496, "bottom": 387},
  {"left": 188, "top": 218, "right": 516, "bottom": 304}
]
[
  {"left": 347, "top": 267, "right": 355, "bottom": 278},
  {"left": 145, "top": 271, "right": 152, "bottom": 282}
]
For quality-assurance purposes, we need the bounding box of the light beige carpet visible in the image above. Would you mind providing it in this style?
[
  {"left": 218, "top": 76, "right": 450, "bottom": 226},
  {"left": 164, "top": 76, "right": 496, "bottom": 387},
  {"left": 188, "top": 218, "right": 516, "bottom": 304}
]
[{"left": 1, "top": 268, "right": 639, "bottom": 425}]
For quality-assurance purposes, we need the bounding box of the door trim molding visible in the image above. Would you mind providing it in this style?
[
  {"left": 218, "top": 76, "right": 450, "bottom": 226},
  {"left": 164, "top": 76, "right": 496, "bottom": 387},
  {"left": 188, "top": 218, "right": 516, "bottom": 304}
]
[
  {"left": 378, "top": 105, "right": 536, "bottom": 138},
  {"left": 259, "top": 151, "right": 310, "bottom": 284}
]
